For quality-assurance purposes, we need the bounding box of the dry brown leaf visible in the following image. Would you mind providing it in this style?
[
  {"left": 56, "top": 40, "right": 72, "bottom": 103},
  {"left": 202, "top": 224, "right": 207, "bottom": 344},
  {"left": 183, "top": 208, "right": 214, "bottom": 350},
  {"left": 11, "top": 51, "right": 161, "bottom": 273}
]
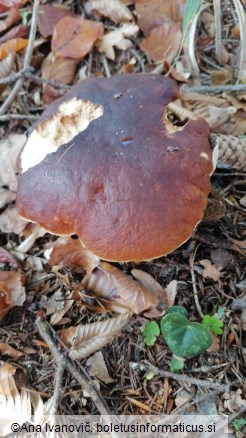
[
  {"left": 48, "top": 290, "right": 74, "bottom": 325},
  {"left": 135, "top": 0, "right": 185, "bottom": 35},
  {"left": 194, "top": 104, "right": 236, "bottom": 130},
  {"left": 140, "top": 22, "right": 182, "bottom": 62},
  {"left": 206, "top": 332, "right": 220, "bottom": 352},
  {"left": 0, "top": 24, "right": 27, "bottom": 45},
  {"left": 86, "top": 351, "right": 114, "bottom": 383},
  {"left": 224, "top": 389, "right": 246, "bottom": 412},
  {"left": 41, "top": 53, "right": 77, "bottom": 103},
  {"left": 82, "top": 262, "right": 158, "bottom": 314},
  {"left": 0, "top": 50, "right": 15, "bottom": 80},
  {"left": 38, "top": 4, "right": 73, "bottom": 38},
  {"left": 131, "top": 269, "right": 166, "bottom": 297},
  {"left": 210, "top": 68, "right": 233, "bottom": 85},
  {"left": 0, "top": 7, "right": 20, "bottom": 32},
  {"left": 163, "top": 59, "right": 190, "bottom": 82},
  {"left": 0, "top": 247, "right": 21, "bottom": 269},
  {"left": 86, "top": 0, "right": 133, "bottom": 23},
  {"left": 0, "top": 343, "right": 23, "bottom": 359},
  {"left": 199, "top": 259, "right": 222, "bottom": 282},
  {"left": 230, "top": 238, "right": 246, "bottom": 251},
  {"left": 0, "top": 37, "right": 28, "bottom": 60},
  {"left": 47, "top": 236, "right": 100, "bottom": 274},
  {"left": 52, "top": 16, "right": 103, "bottom": 59},
  {"left": 0, "top": 271, "right": 26, "bottom": 320},
  {"left": 0, "top": 0, "right": 28, "bottom": 13},
  {"left": 59, "top": 312, "right": 131, "bottom": 360},
  {"left": 98, "top": 23, "right": 138, "bottom": 60}
]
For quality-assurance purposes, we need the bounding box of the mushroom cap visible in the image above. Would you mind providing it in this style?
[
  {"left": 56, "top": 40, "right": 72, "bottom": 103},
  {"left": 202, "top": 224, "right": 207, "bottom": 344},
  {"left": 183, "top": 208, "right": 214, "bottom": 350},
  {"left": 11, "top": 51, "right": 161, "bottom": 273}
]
[{"left": 17, "top": 74, "right": 213, "bottom": 262}]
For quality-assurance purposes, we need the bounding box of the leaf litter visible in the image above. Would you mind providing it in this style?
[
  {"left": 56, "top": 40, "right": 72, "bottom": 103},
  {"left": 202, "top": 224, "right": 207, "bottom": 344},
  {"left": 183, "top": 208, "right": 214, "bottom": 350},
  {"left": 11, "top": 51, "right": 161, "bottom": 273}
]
[{"left": 0, "top": 0, "right": 245, "bottom": 426}]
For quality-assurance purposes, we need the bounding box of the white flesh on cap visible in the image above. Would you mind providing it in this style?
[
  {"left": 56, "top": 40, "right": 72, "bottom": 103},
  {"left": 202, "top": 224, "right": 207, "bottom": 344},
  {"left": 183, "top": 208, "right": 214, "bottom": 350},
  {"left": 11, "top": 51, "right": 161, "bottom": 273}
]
[{"left": 21, "top": 98, "right": 103, "bottom": 172}]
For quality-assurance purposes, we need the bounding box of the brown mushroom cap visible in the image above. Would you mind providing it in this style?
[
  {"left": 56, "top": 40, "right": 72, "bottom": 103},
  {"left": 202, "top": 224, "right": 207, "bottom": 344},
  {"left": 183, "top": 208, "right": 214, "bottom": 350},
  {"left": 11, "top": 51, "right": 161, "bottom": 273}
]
[{"left": 17, "top": 74, "right": 213, "bottom": 262}]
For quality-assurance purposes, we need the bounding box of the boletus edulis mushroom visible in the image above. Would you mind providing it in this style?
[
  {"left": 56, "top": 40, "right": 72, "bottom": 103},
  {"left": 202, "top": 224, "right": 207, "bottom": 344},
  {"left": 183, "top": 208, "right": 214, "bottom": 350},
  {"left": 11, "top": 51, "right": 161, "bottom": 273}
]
[{"left": 17, "top": 74, "right": 215, "bottom": 262}]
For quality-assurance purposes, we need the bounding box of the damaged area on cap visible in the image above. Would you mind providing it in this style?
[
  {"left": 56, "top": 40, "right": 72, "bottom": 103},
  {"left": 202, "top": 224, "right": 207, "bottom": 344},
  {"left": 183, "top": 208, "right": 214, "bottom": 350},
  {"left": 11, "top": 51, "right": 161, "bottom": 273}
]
[
  {"left": 21, "top": 98, "right": 103, "bottom": 172},
  {"left": 17, "top": 74, "right": 213, "bottom": 262}
]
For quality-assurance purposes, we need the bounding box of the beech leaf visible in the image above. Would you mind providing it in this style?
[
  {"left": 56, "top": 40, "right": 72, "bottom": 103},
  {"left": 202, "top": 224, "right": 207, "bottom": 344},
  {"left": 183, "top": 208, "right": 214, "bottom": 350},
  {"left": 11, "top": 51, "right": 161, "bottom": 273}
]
[
  {"left": 38, "top": 5, "right": 73, "bottom": 38},
  {"left": 135, "top": 0, "right": 185, "bottom": 35},
  {"left": 86, "top": 0, "right": 133, "bottom": 24},
  {"left": 59, "top": 312, "right": 131, "bottom": 360},
  {"left": 0, "top": 37, "right": 28, "bottom": 60},
  {"left": 0, "top": 7, "right": 20, "bottom": 33},
  {"left": 52, "top": 16, "right": 104, "bottom": 59},
  {"left": 0, "top": 271, "right": 26, "bottom": 320},
  {"left": 98, "top": 23, "right": 138, "bottom": 60},
  {"left": 140, "top": 22, "right": 182, "bottom": 62}
]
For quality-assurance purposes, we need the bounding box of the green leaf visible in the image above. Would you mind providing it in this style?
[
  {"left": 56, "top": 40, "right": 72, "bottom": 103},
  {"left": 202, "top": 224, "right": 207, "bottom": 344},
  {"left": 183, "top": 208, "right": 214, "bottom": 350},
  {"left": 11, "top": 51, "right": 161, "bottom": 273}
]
[
  {"left": 170, "top": 356, "right": 185, "bottom": 373},
  {"left": 232, "top": 418, "right": 246, "bottom": 431},
  {"left": 202, "top": 315, "right": 224, "bottom": 335},
  {"left": 161, "top": 314, "right": 212, "bottom": 358},
  {"left": 182, "top": 0, "right": 202, "bottom": 47},
  {"left": 143, "top": 321, "right": 160, "bottom": 346},
  {"left": 165, "top": 306, "right": 188, "bottom": 318}
]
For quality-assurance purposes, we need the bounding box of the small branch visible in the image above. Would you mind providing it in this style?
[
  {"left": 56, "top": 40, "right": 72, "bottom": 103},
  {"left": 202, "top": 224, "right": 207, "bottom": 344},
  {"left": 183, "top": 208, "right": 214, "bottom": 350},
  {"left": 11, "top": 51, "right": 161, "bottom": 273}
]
[
  {"left": 35, "top": 317, "right": 112, "bottom": 416},
  {"left": 189, "top": 242, "right": 204, "bottom": 319},
  {"left": 49, "top": 359, "right": 66, "bottom": 416},
  {"left": 131, "top": 361, "right": 230, "bottom": 392},
  {"left": 0, "top": 67, "right": 34, "bottom": 84},
  {"left": 182, "top": 84, "right": 246, "bottom": 94},
  {"left": 0, "top": 114, "right": 38, "bottom": 121},
  {"left": 0, "top": 0, "right": 40, "bottom": 116}
]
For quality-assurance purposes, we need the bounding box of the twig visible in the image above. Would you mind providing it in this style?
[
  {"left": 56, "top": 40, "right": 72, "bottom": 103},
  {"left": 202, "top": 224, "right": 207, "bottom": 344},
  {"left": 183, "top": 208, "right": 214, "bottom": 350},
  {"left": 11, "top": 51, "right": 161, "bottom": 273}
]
[
  {"left": 131, "top": 360, "right": 230, "bottom": 392},
  {"left": 0, "top": 114, "right": 38, "bottom": 121},
  {"left": 0, "top": 67, "right": 34, "bottom": 84},
  {"left": 35, "top": 317, "right": 112, "bottom": 415},
  {"left": 0, "top": 70, "right": 71, "bottom": 90},
  {"left": 189, "top": 242, "right": 204, "bottom": 318},
  {"left": 0, "top": 0, "right": 40, "bottom": 116},
  {"left": 182, "top": 84, "right": 246, "bottom": 93},
  {"left": 49, "top": 359, "right": 66, "bottom": 416}
]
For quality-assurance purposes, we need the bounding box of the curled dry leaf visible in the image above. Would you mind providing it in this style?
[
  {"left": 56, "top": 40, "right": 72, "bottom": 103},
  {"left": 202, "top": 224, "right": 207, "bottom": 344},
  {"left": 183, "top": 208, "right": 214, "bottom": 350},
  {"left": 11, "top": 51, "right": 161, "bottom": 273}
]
[
  {"left": 41, "top": 53, "right": 77, "bottom": 103},
  {"left": 59, "top": 312, "right": 131, "bottom": 360},
  {"left": 52, "top": 16, "right": 104, "bottom": 59},
  {"left": 0, "top": 271, "right": 26, "bottom": 320},
  {"left": 135, "top": 0, "right": 185, "bottom": 35},
  {"left": 86, "top": 351, "right": 114, "bottom": 383},
  {"left": 38, "top": 4, "right": 73, "bottom": 38},
  {"left": 0, "top": 362, "right": 30, "bottom": 437},
  {"left": 0, "top": 343, "right": 23, "bottom": 359},
  {"left": 82, "top": 262, "right": 158, "bottom": 314},
  {"left": 0, "top": 37, "right": 28, "bottom": 60},
  {"left": 98, "top": 23, "right": 138, "bottom": 60},
  {"left": 47, "top": 236, "right": 100, "bottom": 274},
  {"left": 224, "top": 389, "right": 246, "bottom": 412},
  {"left": 0, "top": 50, "right": 15, "bottom": 81},
  {"left": 86, "top": 0, "right": 133, "bottom": 24},
  {"left": 0, "top": 24, "right": 28, "bottom": 45},
  {"left": 0, "top": 7, "right": 20, "bottom": 32},
  {"left": 199, "top": 259, "right": 222, "bottom": 282},
  {"left": 140, "top": 22, "right": 182, "bottom": 62}
]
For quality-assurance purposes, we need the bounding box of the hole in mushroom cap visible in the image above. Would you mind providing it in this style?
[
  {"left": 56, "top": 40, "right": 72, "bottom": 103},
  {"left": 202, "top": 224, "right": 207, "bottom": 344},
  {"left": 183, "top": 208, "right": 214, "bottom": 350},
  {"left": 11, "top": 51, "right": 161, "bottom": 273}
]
[{"left": 21, "top": 98, "right": 103, "bottom": 172}]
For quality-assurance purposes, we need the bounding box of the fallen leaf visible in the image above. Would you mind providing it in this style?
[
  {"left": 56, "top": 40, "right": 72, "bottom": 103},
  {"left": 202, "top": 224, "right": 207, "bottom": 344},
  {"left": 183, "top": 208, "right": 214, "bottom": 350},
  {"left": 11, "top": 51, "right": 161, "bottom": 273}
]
[
  {"left": 230, "top": 239, "right": 246, "bottom": 251},
  {"left": 98, "top": 23, "right": 138, "bottom": 60},
  {"left": 52, "top": 16, "right": 103, "bottom": 59},
  {"left": 82, "top": 262, "right": 158, "bottom": 314},
  {"left": 0, "top": 50, "right": 15, "bottom": 81},
  {"left": 210, "top": 248, "right": 231, "bottom": 269},
  {"left": 59, "top": 312, "right": 131, "bottom": 359},
  {"left": 224, "top": 389, "right": 246, "bottom": 412},
  {"left": 0, "top": 343, "right": 23, "bottom": 359},
  {"left": 0, "top": 205, "right": 28, "bottom": 234},
  {"left": 0, "top": 361, "right": 42, "bottom": 437},
  {"left": 17, "top": 223, "right": 46, "bottom": 253},
  {"left": 210, "top": 67, "right": 233, "bottom": 85},
  {"left": 0, "top": 24, "right": 28, "bottom": 45},
  {"left": 206, "top": 332, "right": 220, "bottom": 352},
  {"left": 49, "top": 290, "right": 74, "bottom": 325},
  {"left": 38, "top": 4, "right": 73, "bottom": 38},
  {"left": 0, "top": 247, "right": 21, "bottom": 269},
  {"left": 47, "top": 236, "right": 100, "bottom": 274},
  {"left": 0, "top": 0, "right": 28, "bottom": 13},
  {"left": 0, "top": 7, "right": 20, "bottom": 32},
  {"left": 86, "top": 0, "right": 133, "bottom": 24},
  {"left": 0, "top": 133, "right": 26, "bottom": 197},
  {"left": 0, "top": 37, "right": 28, "bottom": 60},
  {"left": 0, "top": 271, "right": 26, "bottom": 320},
  {"left": 86, "top": 351, "right": 114, "bottom": 383},
  {"left": 135, "top": 0, "right": 185, "bottom": 35},
  {"left": 140, "top": 22, "right": 182, "bottom": 62},
  {"left": 41, "top": 53, "right": 77, "bottom": 103},
  {"left": 199, "top": 259, "right": 223, "bottom": 281}
]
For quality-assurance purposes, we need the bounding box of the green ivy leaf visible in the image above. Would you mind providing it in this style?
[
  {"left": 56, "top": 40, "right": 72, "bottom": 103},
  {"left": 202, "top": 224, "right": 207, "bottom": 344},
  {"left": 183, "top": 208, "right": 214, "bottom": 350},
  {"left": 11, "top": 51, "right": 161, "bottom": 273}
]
[
  {"left": 232, "top": 418, "right": 246, "bottom": 431},
  {"left": 202, "top": 315, "right": 224, "bottom": 335},
  {"left": 161, "top": 314, "right": 212, "bottom": 358},
  {"left": 165, "top": 306, "right": 188, "bottom": 318},
  {"left": 143, "top": 321, "right": 160, "bottom": 346}
]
